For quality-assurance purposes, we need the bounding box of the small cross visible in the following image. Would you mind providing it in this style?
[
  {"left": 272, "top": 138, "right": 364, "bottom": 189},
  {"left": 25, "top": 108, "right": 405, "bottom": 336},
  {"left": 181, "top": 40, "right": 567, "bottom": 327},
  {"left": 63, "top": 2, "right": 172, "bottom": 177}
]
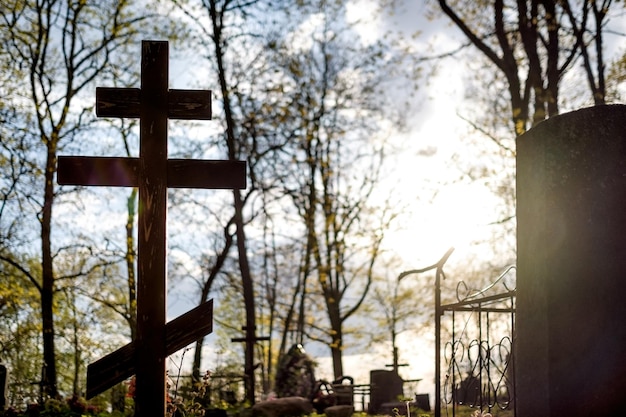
[
  {"left": 231, "top": 327, "right": 269, "bottom": 402},
  {"left": 57, "top": 40, "right": 246, "bottom": 417}
]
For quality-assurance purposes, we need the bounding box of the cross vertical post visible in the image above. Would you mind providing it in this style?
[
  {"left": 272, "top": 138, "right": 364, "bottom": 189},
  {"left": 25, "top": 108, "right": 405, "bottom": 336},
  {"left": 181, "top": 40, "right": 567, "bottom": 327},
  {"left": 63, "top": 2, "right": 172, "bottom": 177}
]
[{"left": 136, "top": 40, "right": 168, "bottom": 417}]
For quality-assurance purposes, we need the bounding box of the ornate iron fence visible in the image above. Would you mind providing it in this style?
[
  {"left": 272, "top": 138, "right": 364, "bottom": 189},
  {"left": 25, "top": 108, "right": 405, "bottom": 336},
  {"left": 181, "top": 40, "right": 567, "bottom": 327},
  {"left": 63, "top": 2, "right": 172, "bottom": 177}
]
[
  {"left": 399, "top": 249, "right": 516, "bottom": 417},
  {"left": 441, "top": 265, "right": 516, "bottom": 416}
]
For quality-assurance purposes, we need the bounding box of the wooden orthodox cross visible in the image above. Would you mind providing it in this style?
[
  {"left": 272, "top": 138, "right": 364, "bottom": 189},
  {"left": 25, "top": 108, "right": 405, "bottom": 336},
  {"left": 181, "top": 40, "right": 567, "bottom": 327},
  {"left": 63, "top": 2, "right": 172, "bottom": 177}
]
[{"left": 57, "top": 40, "right": 246, "bottom": 417}]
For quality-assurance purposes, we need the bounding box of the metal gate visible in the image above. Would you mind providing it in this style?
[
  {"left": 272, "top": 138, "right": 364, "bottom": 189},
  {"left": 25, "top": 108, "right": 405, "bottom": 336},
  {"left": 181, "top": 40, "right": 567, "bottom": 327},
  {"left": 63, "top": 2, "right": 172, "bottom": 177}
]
[{"left": 400, "top": 249, "right": 516, "bottom": 417}]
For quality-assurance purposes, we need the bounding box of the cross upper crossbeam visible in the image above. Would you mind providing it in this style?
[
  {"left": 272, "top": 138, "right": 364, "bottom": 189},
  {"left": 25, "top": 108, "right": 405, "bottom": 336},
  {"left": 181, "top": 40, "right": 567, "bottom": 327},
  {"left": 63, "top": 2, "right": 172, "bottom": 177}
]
[
  {"left": 96, "top": 87, "right": 212, "bottom": 120},
  {"left": 57, "top": 40, "right": 246, "bottom": 417}
]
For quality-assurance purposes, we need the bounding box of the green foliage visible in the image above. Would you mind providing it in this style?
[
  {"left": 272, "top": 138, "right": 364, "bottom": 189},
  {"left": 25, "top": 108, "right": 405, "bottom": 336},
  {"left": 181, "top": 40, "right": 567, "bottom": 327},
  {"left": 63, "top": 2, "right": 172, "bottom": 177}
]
[{"left": 168, "top": 370, "right": 235, "bottom": 417}]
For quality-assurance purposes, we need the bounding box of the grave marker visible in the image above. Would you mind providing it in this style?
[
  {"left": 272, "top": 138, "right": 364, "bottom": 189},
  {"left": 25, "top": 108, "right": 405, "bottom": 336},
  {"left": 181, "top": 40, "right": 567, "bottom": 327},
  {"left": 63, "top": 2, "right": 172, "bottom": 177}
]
[
  {"left": 231, "top": 325, "right": 270, "bottom": 398},
  {"left": 58, "top": 40, "right": 246, "bottom": 417},
  {"left": 516, "top": 105, "right": 626, "bottom": 417}
]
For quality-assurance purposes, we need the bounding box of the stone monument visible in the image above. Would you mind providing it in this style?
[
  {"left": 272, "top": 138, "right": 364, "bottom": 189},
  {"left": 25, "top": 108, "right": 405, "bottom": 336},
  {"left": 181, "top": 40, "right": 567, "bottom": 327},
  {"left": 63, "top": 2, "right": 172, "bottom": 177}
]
[{"left": 516, "top": 104, "right": 626, "bottom": 417}]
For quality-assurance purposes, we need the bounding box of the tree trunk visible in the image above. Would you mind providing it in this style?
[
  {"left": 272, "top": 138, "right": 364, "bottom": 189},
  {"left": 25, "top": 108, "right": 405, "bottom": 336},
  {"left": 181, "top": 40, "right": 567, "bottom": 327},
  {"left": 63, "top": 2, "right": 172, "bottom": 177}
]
[
  {"left": 192, "top": 223, "right": 233, "bottom": 382},
  {"left": 330, "top": 327, "right": 344, "bottom": 379},
  {"left": 72, "top": 318, "right": 80, "bottom": 396},
  {"left": 191, "top": 281, "right": 212, "bottom": 383},
  {"left": 41, "top": 140, "right": 58, "bottom": 399},
  {"left": 210, "top": 0, "right": 257, "bottom": 402},
  {"left": 234, "top": 196, "right": 257, "bottom": 403},
  {"left": 327, "top": 298, "right": 344, "bottom": 379}
]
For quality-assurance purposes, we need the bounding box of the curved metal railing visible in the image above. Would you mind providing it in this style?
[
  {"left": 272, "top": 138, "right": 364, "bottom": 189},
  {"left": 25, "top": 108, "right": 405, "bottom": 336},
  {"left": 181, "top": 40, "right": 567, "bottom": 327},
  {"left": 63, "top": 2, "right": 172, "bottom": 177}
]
[
  {"left": 400, "top": 250, "right": 516, "bottom": 417},
  {"left": 441, "top": 265, "right": 516, "bottom": 417}
]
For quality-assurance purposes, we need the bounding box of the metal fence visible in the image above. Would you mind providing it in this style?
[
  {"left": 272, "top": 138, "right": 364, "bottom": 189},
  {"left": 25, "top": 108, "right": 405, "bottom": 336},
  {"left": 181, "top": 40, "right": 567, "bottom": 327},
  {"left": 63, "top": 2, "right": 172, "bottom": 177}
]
[
  {"left": 399, "top": 249, "right": 516, "bottom": 417},
  {"left": 440, "top": 265, "right": 516, "bottom": 416}
]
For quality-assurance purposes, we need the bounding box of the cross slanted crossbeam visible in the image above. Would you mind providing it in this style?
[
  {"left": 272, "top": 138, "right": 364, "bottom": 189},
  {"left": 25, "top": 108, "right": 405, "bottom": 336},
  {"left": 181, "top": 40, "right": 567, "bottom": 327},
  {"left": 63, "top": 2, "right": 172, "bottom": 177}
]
[{"left": 57, "top": 40, "right": 246, "bottom": 417}]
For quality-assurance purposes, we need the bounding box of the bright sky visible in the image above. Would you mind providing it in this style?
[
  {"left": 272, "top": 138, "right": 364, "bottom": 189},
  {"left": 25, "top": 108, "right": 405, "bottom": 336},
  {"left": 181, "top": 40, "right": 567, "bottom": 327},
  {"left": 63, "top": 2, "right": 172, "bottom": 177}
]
[
  {"left": 382, "top": 64, "right": 491, "bottom": 265},
  {"left": 352, "top": 1, "right": 506, "bottom": 269}
]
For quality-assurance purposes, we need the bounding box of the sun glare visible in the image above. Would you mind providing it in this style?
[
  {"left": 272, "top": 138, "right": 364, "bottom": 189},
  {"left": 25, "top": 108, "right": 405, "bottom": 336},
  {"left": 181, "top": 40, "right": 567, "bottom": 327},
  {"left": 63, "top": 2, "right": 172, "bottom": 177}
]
[{"left": 389, "top": 180, "right": 496, "bottom": 266}]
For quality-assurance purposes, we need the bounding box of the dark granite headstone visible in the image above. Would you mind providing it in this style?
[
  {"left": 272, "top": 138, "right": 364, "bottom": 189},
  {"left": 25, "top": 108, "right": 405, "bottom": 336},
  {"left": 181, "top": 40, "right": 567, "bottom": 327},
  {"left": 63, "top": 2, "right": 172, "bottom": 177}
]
[
  {"left": 516, "top": 105, "right": 626, "bottom": 417},
  {"left": 369, "top": 370, "right": 403, "bottom": 414}
]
